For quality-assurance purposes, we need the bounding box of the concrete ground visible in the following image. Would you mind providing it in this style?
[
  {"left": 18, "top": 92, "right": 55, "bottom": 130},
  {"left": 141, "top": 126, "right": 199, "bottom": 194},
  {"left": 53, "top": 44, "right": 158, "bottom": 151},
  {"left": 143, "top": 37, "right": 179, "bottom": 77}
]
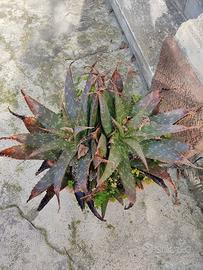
[{"left": 0, "top": 1, "right": 202, "bottom": 269}]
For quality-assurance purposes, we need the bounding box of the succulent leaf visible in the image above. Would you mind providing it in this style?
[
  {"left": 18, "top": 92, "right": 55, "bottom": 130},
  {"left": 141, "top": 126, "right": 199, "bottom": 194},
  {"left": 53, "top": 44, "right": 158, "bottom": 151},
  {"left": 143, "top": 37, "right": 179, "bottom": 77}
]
[
  {"left": 77, "top": 144, "right": 89, "bottom": 159},
  {"left": 124, "top": 68, "right": 138, "bottom": 96},
  {"left": 88, "top": 93, "right": 99, "bottom": 128},
  {"left": 28, "top": 149, "right": 74, "bottom": 206},
  {"left": 35, "top": 160, "right": 56, "bottom": 176},
  {"left": 111, "top": 68, "right": 123, "bottom": 93},
  {"left": 0, "top": 133, "right": 60, "bottom": 148},
  {"left": 124, "top": 138, "right": 148, "bottom": 170},
  {"left": 101, "top": 198, "right": 109, "bottom": 219},
  {"left": 86, "top": 200, "right": 104, "bottom": 221},
  {"left": 118, "top": 152, "right": 136, "bottom": 209},
  {"left": 98, "top": 141, "right": 122, "bottom": 185},
  {"left": 64, "top": 64, "right": 84, "bottom": 125},
  {"left": 37, "top": 173, "right": 70, "bottom": 211},
  {"left": 37, "top": 186, "right": 55, "bottom": 211},
  {"left": 72, "top": 151, "right": 92, "bottom": 198},
  {"left": 0, "top": 144, "right": 57, "bottom": 160},
  {"left": 150, "top": 168, "right": 178, "bottom": 203},
  {"left": 96, "top": 133, "right": 107, "bottom": 158},
  {"left": 141, "top": 139, "right": 190, "bottom": 163},
  {"left": 98, "top": 93, "right": 113, "bottom": 136},
  {"left": 136, "top": 122, "right": 194, "bottom": 140},
  {"left": 74, "top": 126, "right": 94, "bottom": 136},
  {"left": 131, "top": 90, "right": 161, "bottom": 116},
  {"left": 103, "top": 91, "right": 115, "bottom": 118},
  {"left": 8, "top": 108, "right": 44, "bottom": 133},
  {"left": 141, "top": 170, "right": 170, "bottom": 196},
  {"left": 150, "top": 108, "right": 190, "bottom": 125},
  {"left": 115, "top": 94, "right": 127, "bottom": 124},
  {"left": 21, "top": 90, "right": 63, "bottom": 129},
  {"left": 81, "top": 64, "right": 96, "bottom": 114}
]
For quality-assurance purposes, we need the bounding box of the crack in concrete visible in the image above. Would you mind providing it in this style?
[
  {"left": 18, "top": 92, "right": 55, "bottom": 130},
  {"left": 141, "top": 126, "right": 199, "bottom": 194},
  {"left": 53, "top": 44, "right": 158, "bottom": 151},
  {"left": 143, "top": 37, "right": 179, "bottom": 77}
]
[
  {"left": 0, "top": 204, "right": 70, "bottom": 258},
  {"left": 64, "top": 46, "right": 126, "bottom": 62}
]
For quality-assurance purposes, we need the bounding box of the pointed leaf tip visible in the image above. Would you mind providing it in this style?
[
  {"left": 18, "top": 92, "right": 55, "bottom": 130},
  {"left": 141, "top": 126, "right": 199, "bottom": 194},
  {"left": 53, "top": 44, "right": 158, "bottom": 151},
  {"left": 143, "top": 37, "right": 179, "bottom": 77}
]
[
  {"left": 75, "top": 191, "right": 86, "bottom": 210},
  {"left": 21, "top": 90, "right": 63, "bottom": 129},
  {"left": 37, "top": 187, "right": 55, "bottom": 211},
  {"left": 8, "top": 107, "right": 25, "bottom": 120},
  {"left": 86, "top": 200, "right": 106, "bottom": 221},
  {"left": 125, "top": 138, "right": 149, "bottom": 171},
  {"left": 21, "top": 89, "right": 26, "bottom": 96},
  {"left": 124, "top": 202, "right": 134, "bottom": 210}
]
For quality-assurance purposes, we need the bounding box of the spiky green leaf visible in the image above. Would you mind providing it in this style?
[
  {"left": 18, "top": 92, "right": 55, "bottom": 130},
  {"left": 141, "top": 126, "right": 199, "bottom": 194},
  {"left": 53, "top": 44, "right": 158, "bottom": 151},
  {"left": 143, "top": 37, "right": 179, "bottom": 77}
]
[
  {"left": 28, "top": 149, "right": 75, "bottom": 205},
  {"left": 131, "top": 90, "right": 160, "bottom": 116},
  {"left": 118, "top": 152, "right": 136, "bottom": 209},
  {"left": 99, "top": 93, "right": 113, "bottom": 136},
  {"left": 150, "top": 108, "right": 189, "bottom": 125},
  {"left": 0, "top": 144, "right": 58, "bottom": 160},
  {"left": 136, "top": 122, "right": 193, "bottom": 140},
  {"left": 98, "top": 141, "right": 122, "bottom": 184},
  {"left": 64, "top": 65, "right": 84, "bottom": 125},
  {"left": 141, "top": 139, "right": 190, "bottom": 163},
  {"left": 115, "top": 94, "right": 127, "bottom": 124},
  {"left": 124, "top": 138, "right": 148, "bottom": 170},
  {"left": 21, "top": 90, "right": 63, "bottom": 129}
]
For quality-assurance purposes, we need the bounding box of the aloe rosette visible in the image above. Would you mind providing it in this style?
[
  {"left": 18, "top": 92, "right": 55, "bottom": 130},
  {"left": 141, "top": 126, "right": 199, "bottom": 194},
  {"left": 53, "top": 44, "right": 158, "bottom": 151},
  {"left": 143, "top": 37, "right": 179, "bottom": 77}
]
[{"left": 0, "top": 63, "right": 198, "bottom": 221}]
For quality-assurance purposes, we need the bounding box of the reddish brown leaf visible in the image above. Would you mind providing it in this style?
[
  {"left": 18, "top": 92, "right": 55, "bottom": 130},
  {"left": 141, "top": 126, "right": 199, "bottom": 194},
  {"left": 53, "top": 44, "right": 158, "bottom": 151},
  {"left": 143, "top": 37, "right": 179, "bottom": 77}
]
[
  {"left": 0, "top": 145, "right": 53, "bottom": 160},
  {"left": 81, "top": 62, "right": 96, "bottom": 114},
  {"left": 118, "top": 152, "right": 137, "bottom": 210},
  {"left": 141, "top": 170, "right": 170, "bottom": 196},
  {"left": 64, "top": 63, "right": 85, "bottom": 125},
  {"left": 28, "top": 150, "right": 74, "bottom": 205},
  {"left": 111, "top": 68, "right": 123, "bottom": 93},
  {"left": 37, "top": 174, "right": 69, "bottom": 211},
  {"left": 77, "top": 144, "right": 89, "bottom": 159},
  {"left": 37, "top": 186, "right": 55, "bottom": 211},
  {"left": 21, "top": 90, "right": 63, "bottom": 129},
  {"left": 0, "top": 134, "right": 28, "bottom": 144},
  {"left": 35, "top": 160, "right": 56, "bottom": 176},
  {"left": 151, "top": 168, "right": 179, "bottom": 204},
  {"left": 0, "top": 133, "right": 57, "bottom": 147},
  {"left": 8, "top": 108, "right": 43, "bottom": 133},
  {"left": 150, "top": 108, "right": 190, "bottom": 125},
  {"left": 86, "top": 200, "right": 105, "bottom": 221},
  {"left": 132, "top": 90, "right": 161, "bottom": 116},
  {"left": 73, "top": 152, "right": 92, "bottom": 195}
]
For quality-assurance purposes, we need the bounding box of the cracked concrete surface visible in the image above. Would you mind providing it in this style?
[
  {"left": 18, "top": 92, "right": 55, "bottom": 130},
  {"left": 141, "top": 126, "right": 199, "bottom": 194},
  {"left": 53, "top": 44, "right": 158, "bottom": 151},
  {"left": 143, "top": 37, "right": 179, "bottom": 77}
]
[{"left": 0, "top": 1, "right": 203, "bottom": 270}]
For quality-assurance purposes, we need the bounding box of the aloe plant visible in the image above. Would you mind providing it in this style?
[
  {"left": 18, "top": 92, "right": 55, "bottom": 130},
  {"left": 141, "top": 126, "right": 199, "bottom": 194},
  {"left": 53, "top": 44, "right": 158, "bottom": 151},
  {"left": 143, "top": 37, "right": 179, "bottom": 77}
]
[{"left": 0, "top": 63, "right": 198, "bottom": 221}]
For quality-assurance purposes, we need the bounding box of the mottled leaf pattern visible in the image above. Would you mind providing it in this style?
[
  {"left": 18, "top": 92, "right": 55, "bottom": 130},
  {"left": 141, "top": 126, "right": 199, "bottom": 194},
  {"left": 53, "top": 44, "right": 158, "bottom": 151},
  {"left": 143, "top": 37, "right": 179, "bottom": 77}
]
[
  {"left": 21, "top": 90, "right": 63, "bottom": 129},
  {"left": 8, "top": 108, "right": 43, "bottom": 133},
  {"left": 99, "top": 140, "right": 122, "bottom": 184},
  {"left": 28, "top": 149, "right": 75, "bottom": 206},
  {"left": 73, "top": 152, "right": 92, "bottom": 195},
  {"left": 111, "top": 68, "right": 123, "bottom": 93},
  {"left": 131, "top": 90, "right": 161, "bottom": 116},
  {"left": 141, "top": 139, "right": 190, "bottom": 163},
  {"left": 115, "top": 94, "right": 127, "bottom": 124},
  {"left": 1, "top": 133, "right": 59, "bottom": 147},
  {"left": 98, "top": 93, "right": 113, "bottom": 136},
  {"left": 124, "top": 138, "right": 148, "bottom": 170},
  {"left": 0, "top": 145, "right": 57, "bottom": 160},
  {"left": 118, "top": 152, "right": 136, "bottom": 209},
  {"left": 141, "top": 170, "right": 170, "bottom": 196},
  {"left": 150, "top": 108, "right": 189, "bottom": 125},
  {"left": 81, "top": 65, "right": 96, "bottom": 114},
  {"left": 137, "top": 122, "right": 194, "bottom": 140},
  {"left": 88, "top": 93, "right": 99, "bottom": 128}
]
